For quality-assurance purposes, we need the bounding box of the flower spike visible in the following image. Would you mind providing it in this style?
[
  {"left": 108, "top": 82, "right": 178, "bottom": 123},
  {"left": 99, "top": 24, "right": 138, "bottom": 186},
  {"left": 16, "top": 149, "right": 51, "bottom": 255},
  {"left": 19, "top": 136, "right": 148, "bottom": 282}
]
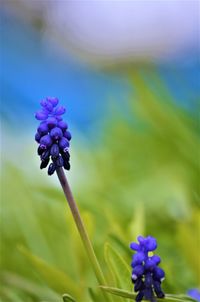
[
  {"left": 35, "top": 97, "right": 71, "bottom": 175},
  {"left": 130, "top": 235, "right": 165, "bottom": 302}
]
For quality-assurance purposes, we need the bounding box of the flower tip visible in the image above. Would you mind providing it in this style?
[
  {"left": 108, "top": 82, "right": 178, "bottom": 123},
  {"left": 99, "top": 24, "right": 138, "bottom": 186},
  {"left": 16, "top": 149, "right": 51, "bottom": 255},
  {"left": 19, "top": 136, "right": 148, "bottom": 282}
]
[
  {"left": 130, "top": 242, "right": 140, "bottom": 251},
  {"left": 46, "top": 97, "right": 59, "bottom": 107},
  {"left": 35, "top": 110, "right": 48, "bottom": 121},
  {"left": 55, "top": 106, "right": 66, "bottom": 116}
]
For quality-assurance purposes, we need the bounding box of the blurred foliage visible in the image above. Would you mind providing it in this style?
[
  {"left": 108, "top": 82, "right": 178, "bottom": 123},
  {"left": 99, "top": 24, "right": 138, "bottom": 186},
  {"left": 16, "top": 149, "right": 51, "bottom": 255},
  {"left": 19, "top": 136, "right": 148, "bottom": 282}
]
[{"left": 1, "top": 70, "right": 200, "bottom": 301}]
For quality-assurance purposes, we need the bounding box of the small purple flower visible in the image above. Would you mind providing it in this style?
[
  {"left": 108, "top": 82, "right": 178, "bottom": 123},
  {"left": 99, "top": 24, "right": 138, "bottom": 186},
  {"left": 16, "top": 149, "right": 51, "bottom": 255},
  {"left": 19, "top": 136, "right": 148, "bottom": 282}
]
[
  {"left": 130, "top": 235, "right": 165, "bottom": 302},
  {"left": 34, "top": 97, "right": 71, "bottom": 175},
  {"left": 188, "top": 289, "right": 200, "bottom": 302}
]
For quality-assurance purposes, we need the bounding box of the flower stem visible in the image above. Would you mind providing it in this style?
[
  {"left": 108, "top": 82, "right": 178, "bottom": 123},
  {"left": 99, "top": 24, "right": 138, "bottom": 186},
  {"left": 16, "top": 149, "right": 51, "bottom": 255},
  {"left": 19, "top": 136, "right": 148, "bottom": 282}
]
[{"left": 56, "top": 167, "right": 112, "bottom": 302}]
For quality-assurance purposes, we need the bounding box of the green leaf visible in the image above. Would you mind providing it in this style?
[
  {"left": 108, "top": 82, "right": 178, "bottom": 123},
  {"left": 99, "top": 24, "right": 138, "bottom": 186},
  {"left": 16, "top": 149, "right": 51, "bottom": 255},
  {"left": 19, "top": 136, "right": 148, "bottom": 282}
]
[
  {"left": 18, "top": 246, "right": 80, "bottom": 299},
  {"left": 88, "top": 288, "right": 103, "bottom": 302},
  {"left": 63, "top": 294, "right": 76, "bottom": 302},
  {"left": 104, "top": 243, "right": 131, "bottom": 289},
  {"left": 99, "top": 286, "right": 196, "bottom": 302},
  {"left": 99, "top": 286, "right": 136, "bottom": 299},
  {"left": 104, "top": 243, "right": 132, "bottom": 302}
]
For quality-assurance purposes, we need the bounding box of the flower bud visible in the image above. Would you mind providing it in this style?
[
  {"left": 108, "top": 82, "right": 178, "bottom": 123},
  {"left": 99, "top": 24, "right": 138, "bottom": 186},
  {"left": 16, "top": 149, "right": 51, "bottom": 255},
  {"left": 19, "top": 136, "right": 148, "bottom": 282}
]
[
  {"left": 153, "top": 281, "right": 165, "bottom": 298},
  {"left": 153, "top": 267, "right": 165, "bottom": 281},
  {"left": 134, "top": 278, "right": 143, "bottom": 292},
  {"left": 59, "top": 137, "right": 69, "bottom": 151},
  {"left": 130, "top": 242, "right": 140, "bottom": 251},
  {"left": 46, "top": 117, "right": 57, "bottom": 129},
  {"left": 35, "top": 132, "right": 41, "bottom": 143},
  {"left": 63, "top": 160, "right": 70, "bottom": 170},
  {"left": 144, "top": 258, "right": 156, "bottom": 271},
  {"left": 56, "top": 156, "right": 64, "bottom": 167},
  {"left": 58, "top": 121, "right": 68, "bottom": 130},
  {"left": 131, "top": 252, "right": 145, "bottom": 267},
  {"left": 61, "top": 150, "right": 70, "bottom": 161},
  {"left": 35, "top": 110, "right": 48, "bottom": 120},
  {"left": 136, "top": 290, "right": 144, "bottom": 302},
  {"left": 54, "top": 106, "right": 66, "bottom": 115},
  {"left": 47, "top": 97, "right": 59, "bottom": 107},
  {"left": 40, "top": 158, "right": 50, "bottom": 169},
  {"left": 50, "top": 127, "right": 63, "bottom": 140},
  {"left": 63, "top": 131, "right": 72, "bottom": 141},
  {"left": 41, "top": 149, "right": 50, "bottom": 161},
  {"left": 48, "top": 163, "right": 56, "bottom": 175},
  {"left": 37, "top": 122, "right": 49, "bottom": 135},
  {"left": 40, "top": 135, "right": 53, "bottom": 148},
  {"left": 50, "top": 144, "right": 59, "bottom": 159}
]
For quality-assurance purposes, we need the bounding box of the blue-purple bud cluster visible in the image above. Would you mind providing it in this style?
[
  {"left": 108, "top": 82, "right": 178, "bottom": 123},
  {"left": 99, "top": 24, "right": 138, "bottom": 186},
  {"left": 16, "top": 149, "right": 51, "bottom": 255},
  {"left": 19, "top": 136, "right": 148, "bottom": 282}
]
[
  {"left": 35, "top": 97, "right": 71, "bottom": 175},
  {"left": 188, "top": 289, "right": 200, "bottom": 302},
  {"left": 130, "top": 236, "right": 165, "bottom": 302}
]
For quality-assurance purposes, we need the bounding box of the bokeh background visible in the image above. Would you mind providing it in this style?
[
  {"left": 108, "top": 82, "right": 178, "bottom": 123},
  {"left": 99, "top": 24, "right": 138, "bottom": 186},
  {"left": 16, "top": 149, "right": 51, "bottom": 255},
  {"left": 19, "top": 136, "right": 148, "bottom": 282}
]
[{"left": 1, "top": 1, "right": 200, "bottom": 302}]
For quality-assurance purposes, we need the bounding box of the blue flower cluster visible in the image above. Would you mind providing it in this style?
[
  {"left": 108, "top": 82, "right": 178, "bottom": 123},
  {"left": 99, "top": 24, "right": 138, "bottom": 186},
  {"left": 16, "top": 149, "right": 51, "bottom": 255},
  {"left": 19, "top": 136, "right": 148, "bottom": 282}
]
[
  {"left": 130, "top": 236, "right": 165, "bottom": 302},
  {"left": 188, "top": 289, "right": 200, "bottom": 302},
  {"left": 35, "top": 97, "right": 71, "bottom": 175}
]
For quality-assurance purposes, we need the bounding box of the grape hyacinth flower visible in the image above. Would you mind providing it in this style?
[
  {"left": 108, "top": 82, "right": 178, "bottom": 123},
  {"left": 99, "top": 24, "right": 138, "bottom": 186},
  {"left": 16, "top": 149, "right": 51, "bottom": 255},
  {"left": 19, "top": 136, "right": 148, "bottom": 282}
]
[
  {"left": 130, "top": 235, "right": 165, "bottom": 302},
  {"left": 35, "top": 97, "right": 71, "bottom": 175},
  {"left": 188, "top": 289, "right": 200, "bottom": 302},
  {"left": 34, "top": 98, "right": 111, "bottom": 302}
]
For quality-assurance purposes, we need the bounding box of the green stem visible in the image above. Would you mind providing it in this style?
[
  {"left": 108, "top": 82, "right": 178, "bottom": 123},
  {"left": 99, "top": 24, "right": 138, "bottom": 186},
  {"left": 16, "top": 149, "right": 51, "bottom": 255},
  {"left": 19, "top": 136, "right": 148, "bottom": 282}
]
[{"left": 56, "top": 167, "right": 112, "bottom": 302}]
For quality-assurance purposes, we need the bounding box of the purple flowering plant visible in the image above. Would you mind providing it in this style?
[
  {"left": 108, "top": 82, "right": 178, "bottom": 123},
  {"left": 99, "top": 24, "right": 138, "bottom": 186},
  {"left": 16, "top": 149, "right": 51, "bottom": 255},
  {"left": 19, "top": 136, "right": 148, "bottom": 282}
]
[
  {"left": 34, "top": 98, "right": 196, "bottom": 302},
  {"left": 130, "top": 236, "right": 165, "bottom": 302}
]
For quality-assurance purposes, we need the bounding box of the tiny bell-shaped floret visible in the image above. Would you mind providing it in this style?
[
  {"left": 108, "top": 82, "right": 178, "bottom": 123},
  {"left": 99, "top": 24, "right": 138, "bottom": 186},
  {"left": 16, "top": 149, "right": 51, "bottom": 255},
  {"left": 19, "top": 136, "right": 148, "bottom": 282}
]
[
  {"left": 35, "top": 109, "right": 48, "bottom": 120},
  {"left": 144, "top": 258, "right": 156, "bottom": 271},
  {"left": 40, "top": 135, "right": 53, "bottom": 148},
  {"left": 63, "top": 161, "right": 70, "bottom": 170},
  {"left": 130, "top": 242, "right": 140, "bottom": 251},
  {"left": 47, "top": 117, "right": 57, "bottom": 129},
  {"left": 61, "top": 150, "right": 70, "bottom": 161},
  {"left": 151, "top": 255, "right": 161, "bottom": 265},
  {"left": 46, "top": 97, "right": 59, "bottom": 107},
  {"left": 54, "top": 106, "right": 66, "bottom": 116},
  {"left": 40, "top": 157, "right": 50, "bottom": 169},
  {"left": 58, "top": 121, "right": 68, "bottom": 130},
  {"left": 63, "top": 130, "right": 72, "bottom": 141},
  {"left": 50, "top": 144, "right": 60, "bottom": 159},
  {"left": 35, "top": 132, "right": 41, "bottom": 143},
  {"left": 131, "top": 252, "right": 145, "bottom": 267},
  {"left": 50, "top": 127, "right": 63, "bottom": 140},
  {"left": 153, "top": 281, "right": 165, "bottom": 298},
  {"left": 132, "top": 265, "right": 144, "bottom": 280},
  {"left": 37, "top": 122, "right": 49, "bottom": 135},
  {"left": 136, "top": 290, "right": 144, "bottom": 302},
  {"left": 40, "top": 99, "right": 53, "bottom": 112},
  {"left": 59, "top": 137, "right": 69, "bottom": 151},
  {"left": 56, "top": 156, "right": 64, "bottom": 167},
  {"left": 48, "top": 162, "right": 56, "bottom": 175},
  {"left": 145, "top": 236, "right": 157, "bottom": 251},
  {"left": 41, "top": 149, "right": 50, "bottom": 161},
  {"left": 134, "top": 277, "right": 144, "bottom": 292},
  {"left": 153, "top": 267, "right": 165, "bottom": 281}
]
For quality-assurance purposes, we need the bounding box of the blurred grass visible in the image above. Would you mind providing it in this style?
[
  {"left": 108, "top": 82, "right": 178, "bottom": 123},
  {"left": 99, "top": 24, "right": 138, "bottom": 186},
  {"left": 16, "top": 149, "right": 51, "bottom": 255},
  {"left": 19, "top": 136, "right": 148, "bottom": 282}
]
[{"left": 1, "top": 69, "right": 200, "bottom": 301}]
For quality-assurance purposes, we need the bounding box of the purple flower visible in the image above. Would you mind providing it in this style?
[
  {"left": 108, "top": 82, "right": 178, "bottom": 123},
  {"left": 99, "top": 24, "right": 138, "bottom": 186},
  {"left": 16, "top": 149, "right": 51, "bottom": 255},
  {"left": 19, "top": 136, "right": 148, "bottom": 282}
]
[
  {"left": 188, "top": 289, "right": 200, "bottom": 302},
  {"left": 130, "top": 235, "right": 165, "bottom": 302},
  {"left": 34, "top": 97, "right": 71, "bottom": 175}
]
